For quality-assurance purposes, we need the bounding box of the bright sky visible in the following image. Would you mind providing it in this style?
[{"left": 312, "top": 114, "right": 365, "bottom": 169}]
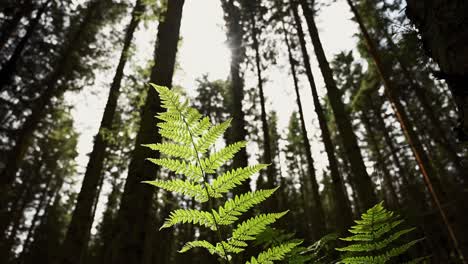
[{"left": 65, "top": 0, "right": 359, "bottom": 230}]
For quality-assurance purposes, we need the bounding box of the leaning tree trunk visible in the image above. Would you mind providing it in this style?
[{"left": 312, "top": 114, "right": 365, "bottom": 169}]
[
  {"left": 298, "top": 0, "right": 377, "bottom": 211},
  {"left": 380, "top": 31, "right": 467, "bottom": 181},
  {"left": 58, "top": 2, "right": 145, "bottom": 263},
  {"left": 250, "top": 10, "right": 275, "bottom": 189},
  {"left": 405, "top": 0, "right": 468, "bottom": 141},
  {"left": 346, "top": 0, "right": 465, "bottom": 261},
  {"left": 103, "top": 1, "right": 184, "bottom": 264},
  {"left": 288, "top": 8, "right": 351, "bottom": 234}
]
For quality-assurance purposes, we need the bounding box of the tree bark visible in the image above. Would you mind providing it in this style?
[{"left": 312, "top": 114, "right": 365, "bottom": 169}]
[
  {"left": 298, "top": 0, "right": 377, "bottom": 211},
  {"left": 346, "top": 0, "right": 465, "bottom": 261},
  {"left": 58, "top": 1, "right": 145, "bottom": 263},
  {"left": 104, "top": 1, "right": 184, "bottom": 263}
]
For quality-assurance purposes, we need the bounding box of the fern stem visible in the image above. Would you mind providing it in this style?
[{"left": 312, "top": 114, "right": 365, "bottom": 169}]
[{"left": 178, "top": 109, "right": 230, "bottom": 264}]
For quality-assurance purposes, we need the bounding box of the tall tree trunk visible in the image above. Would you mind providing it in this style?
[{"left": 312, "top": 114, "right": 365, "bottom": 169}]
[
  {"left": 346, "top": 0, "right": 465, "bottom": 261},
  {"left": 289, "top": 8, "right": 351, "bottom": 234},
  {"left": 221, "top": 0, "right": 250, "bottom": 193},
  {"left": 0, "top": 0, "right": 103, "bottom": 192},
  {"left": 58, "top": 2, "right": 145, "bottom": 263},
  {"left": 380, "top": 30, "right": 467, "bottom": 181},
  {"left": 298, "top": 0, "right": 377, "bottom": 211},
  {"left": 360, "top": 110, "right": 399, "bottom": 208},
  {"left": 250, "top": 10, "right": 275, "bottom": 188},
  {"left": 104, "top": 1, "right": 184, "bottom": 263},
  {"left": 0, "top": 0, "right": 51, "bottom": 92}
]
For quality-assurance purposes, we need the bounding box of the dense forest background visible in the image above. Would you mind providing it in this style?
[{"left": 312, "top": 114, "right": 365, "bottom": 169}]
[{"left": 0, "top": 0, "right": 467, "bottom": 263}]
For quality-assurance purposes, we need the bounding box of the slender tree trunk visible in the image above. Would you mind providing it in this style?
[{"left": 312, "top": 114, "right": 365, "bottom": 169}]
[
  {"left": 366, "top": 95, "right": 414, "bottom": 198},
  {"left": 221, "top": 0, "right": 250, "bottom": 194},
  {"left": 298, "top": 0, "right": 377, "bottom": 211},
  {"left": 285, "top": 8, "right": 326, "bottom": 239},
  {"left": 378, "top": 30, "right": 467, "bottom": 181},
  {"left": 250, "top": 10, "right": 275, "bottom": 188},
  {"left": 346, "top": 0, "right": 465, "bottom": 261},
  {"left": 288, "top": 10, "right": 351, "bottom": 235},
  {"left": 58, "top": 2, "right": 145, "bottom": 264},
  {"left": 0, "top": 0, "right": 51, "bottom": 92},
  {"left": 0, "top": 0, "right": 103, "bottom": 192},
  {"left": 104, "top": 1, "right": 184, "bottom": 263},
  {"left": 360, "top": 110, "right": 399, "bottom": 208}
]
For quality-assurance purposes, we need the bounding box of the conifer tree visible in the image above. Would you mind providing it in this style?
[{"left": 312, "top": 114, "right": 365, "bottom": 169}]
[
  {"left": 297, "top": 0, "right": 377, "bottom": 210},
  {"left": 58, "top": 1, "right": 146, "bottom": 263},
  {"left": 104, "top": 1, "right": 185, "bottom": 263}
]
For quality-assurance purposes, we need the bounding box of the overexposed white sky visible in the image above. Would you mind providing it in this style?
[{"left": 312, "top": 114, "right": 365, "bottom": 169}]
[{"left": 65, "top": 0, "right": 359, "bottom": 231}]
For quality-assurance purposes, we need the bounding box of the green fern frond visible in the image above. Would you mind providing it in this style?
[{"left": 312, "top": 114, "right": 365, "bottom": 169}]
[
  {"left": 160, "top": 209, "right": 215, "bottom": 230},
  {"left": 246, "top": 242, "right": 301, "bottom": 264},
  {"left": 196, "top": 118, "right": 232, "bottom": 154},
  {"left": 213, "top": 187, "right": 279, "bottom": 225},
  {"left": 201, "top": 141, "right": 247, "bottom": 173},
  {"left": 147, "top": 158, "right": 202, "bottom": 181},
  {"left": 337, "top": 202, "right": 425, "bottom": 263},
  {"left": 142, "top": 143, "right": 195, "bottom": 160},
  {"left": 179, "top": 240, "right": 218, "bottom": 254},
  {"left": 142, "top": 179, "right": 207, "bottom": 202},
  {"left": 144, "top": 85, "right": 298, "bottom": 263},
  {"left": 209, "top": 164, "right": 268, "bottom": 197},
  {"left": 231, "top": 212, "right": 288, "bottom": 242}
]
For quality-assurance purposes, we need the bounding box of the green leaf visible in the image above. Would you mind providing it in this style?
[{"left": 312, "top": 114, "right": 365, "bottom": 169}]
[
  {"left": 214, "top": 187, "right": 279, "bottom": 225},
  {"left": 209, "top": 164, "right": 268, "bottom": 197},
  {"left": 160, "top": 209, "right": 215, "bottom": 230},
  {"left": 142, "top": 142, "right": 195, "bottom": 160},
  {"left": 196, "top": 118, "right": 232, "bottom": 154},
  {"left": 142, "top": 179, "right": 207, "bottom": 202},
  {"left": 231, "top": 212, "right": 288, "bottom": 242},
  {"left": 246, "top": 242, "right": 301, "bottom": 264},
  {"left": 147, "top": 158, "right": 202, "bottom": 181},
  {"left": 201, "top": 141, "right": 247, "bottom": 173}
]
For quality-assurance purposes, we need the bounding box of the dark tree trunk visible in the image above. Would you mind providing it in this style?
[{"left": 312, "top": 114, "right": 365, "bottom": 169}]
[
  {"left": 298, "top": 0, "right": 377, "bottom": 211},
  {"left": 360, "top": 110, "right": 399, "bottom": 208},
  {"left": 58, "top": 2, "right": 145, "bottom": 263},
  {"left": 289, "top": 7, "right": 352, "bottom": 235},
  {"left": 405, "top": 0, "right": 468, "bottom": 140},
  {"left": 221, "top": 0, "right": 250, "bottom": 194},
  {"left": 250, "top": 10, "right": 275, "bottom": 188},
  {"left": 104, "top": 1, "right": 184, "bottom": 264},
  {"left": 346, "top": 0, "right": 465, "bottom": 261}
]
